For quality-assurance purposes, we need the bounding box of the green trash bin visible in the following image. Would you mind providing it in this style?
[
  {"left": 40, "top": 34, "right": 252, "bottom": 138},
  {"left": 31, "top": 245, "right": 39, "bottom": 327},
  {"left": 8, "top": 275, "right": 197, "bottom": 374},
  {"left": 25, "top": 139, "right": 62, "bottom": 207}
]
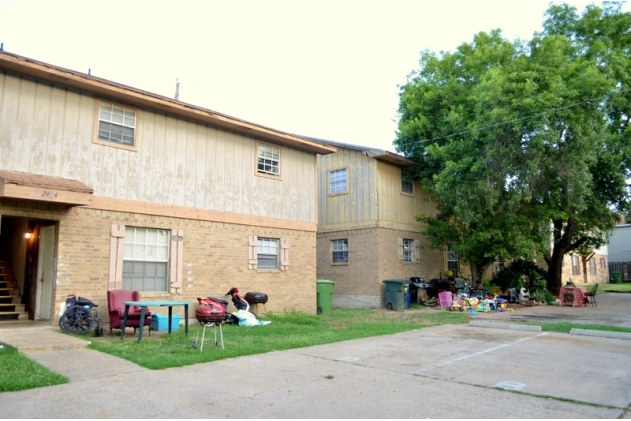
[
  {"left": 612, "top": 272, "right": 622, "bottom": 284},
  {"left": 383, "top": 279, "right": 410, "bottom": 311},
  {"left": 316, "top": 279, "right": 335, "bottom": 315}
]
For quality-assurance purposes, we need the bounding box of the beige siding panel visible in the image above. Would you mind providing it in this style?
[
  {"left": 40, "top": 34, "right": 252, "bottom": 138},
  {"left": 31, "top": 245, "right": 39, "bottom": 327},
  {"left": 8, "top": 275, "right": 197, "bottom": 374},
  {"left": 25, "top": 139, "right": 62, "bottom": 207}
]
[
  {"left": 74, "top": 94, "right": 93, "bottom": 188},
  {"left": 375, "top": 160, "right": 432, "bottom": 231},
  {"left": 138, "top": 110, "right": 155, "bottom": 202},
  {"left": 0, "top": 72, "right": 9, "bottom": 169},
  {"left": 222, "top": 131, "right": 235, "bottom": 214},
  {"left": 172, "top": 118, "right": 187, "bottom": 205},
  {"left": 16, "top": 77, "right": 36, "bottom": 173},
  {"left": 208, "top": 126, "right": 224, "bottom": 212},
  {"left": 114, "top": 145, "right": 130, "bottom": 199},
  {"left": 30, "top": 82, "right": 53, "bottom": 174},
  {"left": 88, "top": 134, "right": 104, "bottom": 193},
  {"left": 194, "top": 124, "right": 207, "bottom": 209},
  {"left": 246, "top": 139, "right": 258, "bottom": 217},
  {"left": 150, "top": 112, "right": 167, "bottom": 204},
  {"left": 162, "top": 115, "right": 178, "bottom": 204},
  {"left": 184, "top": 122, "right": 198, "bottom": 208},
  {"left": 100, "top": 144, "right": 117, "bottom": 197},
  {"left": 318, "top": 148, "right": 378, "bottom": 230},
  {"left": 231, "top": 132, "right": 245, "bottom": 215},
  {"left": 46, "top": 86, "right": 66, "bottom": 178},
  {"left": 60, "top": 89, "right": 81, "bottom": 180}
]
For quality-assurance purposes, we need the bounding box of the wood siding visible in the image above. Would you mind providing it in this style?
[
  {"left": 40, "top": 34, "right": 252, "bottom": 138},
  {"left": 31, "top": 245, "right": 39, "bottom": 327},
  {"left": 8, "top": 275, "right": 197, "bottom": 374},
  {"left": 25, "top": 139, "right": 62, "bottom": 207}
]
[
  {"left": 0, "top": 71, "right": 316, "bottom": 223},
  {"left": 317, "top": 149, "right": 436, "bottom": 232},
  {"left": 375, "top": 160, "right": 437, "bottom": 231},
  {"left": 317, "top": 149, "right": 378, "bottom": 231}
]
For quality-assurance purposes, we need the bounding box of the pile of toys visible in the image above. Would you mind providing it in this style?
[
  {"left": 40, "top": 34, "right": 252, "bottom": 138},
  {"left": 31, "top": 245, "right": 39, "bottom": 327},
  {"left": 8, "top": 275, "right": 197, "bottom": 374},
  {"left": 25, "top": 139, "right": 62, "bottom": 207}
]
[{"left": 440, "top": 291, "right": 509, "bottom": 314}]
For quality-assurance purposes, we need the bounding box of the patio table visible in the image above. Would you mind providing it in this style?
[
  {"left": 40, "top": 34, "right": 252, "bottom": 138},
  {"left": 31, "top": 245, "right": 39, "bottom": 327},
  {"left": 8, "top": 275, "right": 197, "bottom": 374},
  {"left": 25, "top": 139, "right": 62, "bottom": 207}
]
[{"left": 120, "top": 300, "right": 189, "bottom": 342}]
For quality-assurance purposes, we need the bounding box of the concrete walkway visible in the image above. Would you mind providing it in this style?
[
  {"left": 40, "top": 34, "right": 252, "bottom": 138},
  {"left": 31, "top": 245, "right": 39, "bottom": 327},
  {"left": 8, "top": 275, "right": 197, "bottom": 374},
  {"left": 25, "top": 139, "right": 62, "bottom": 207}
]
[{"left": 1, "top": 293, "right": 630, "bottom": 418}]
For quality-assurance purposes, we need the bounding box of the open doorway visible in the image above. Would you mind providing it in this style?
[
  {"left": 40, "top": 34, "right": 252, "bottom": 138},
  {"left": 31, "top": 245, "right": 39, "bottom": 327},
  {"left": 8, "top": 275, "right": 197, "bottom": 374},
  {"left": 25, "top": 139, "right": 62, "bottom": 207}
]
[{"left": 0, "top": 216, "right": 58, "bottom": 322}]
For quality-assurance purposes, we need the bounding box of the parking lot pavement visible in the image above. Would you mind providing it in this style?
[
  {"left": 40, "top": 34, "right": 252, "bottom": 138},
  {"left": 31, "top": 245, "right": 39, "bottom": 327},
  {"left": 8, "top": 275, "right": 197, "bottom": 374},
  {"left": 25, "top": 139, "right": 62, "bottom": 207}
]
[
  {"left": 1, "top": 323, "right": 629, "bottom": 418},
  {"left": 1, "top": 293, "right": 630, "bottom": 418}
]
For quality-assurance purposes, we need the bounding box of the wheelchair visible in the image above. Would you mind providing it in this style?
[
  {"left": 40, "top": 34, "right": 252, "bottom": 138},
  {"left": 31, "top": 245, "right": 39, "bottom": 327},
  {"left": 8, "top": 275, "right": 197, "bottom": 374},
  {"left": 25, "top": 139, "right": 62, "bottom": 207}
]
[{"left": 59, "top": 295, "right": 103, "bottom": 336}]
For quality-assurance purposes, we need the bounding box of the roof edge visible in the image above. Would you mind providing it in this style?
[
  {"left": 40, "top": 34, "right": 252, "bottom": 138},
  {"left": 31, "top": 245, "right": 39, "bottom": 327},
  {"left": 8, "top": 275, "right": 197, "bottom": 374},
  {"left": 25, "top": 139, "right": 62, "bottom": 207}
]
[{"left": 0, "top": 51, "right": 336, "bottom": 155}]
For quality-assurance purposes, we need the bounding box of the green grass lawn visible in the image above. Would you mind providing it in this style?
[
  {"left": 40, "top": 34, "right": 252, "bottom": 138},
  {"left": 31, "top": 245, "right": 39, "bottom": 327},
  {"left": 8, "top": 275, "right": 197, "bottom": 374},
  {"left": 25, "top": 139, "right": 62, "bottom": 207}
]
[
  {"left": 0, "top": 345, "right": 68, "bottom": 392},
  {"left": 88, "top": 307, "right": 468, "bottom": 370},
  {"left": 597, "top": 282, "right": 631, "bottom": 293}
]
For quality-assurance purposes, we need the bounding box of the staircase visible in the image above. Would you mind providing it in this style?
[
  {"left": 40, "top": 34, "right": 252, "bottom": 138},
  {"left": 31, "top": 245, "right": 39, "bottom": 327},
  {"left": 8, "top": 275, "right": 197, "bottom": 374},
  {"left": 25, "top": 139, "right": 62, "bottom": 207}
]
[{"left": 0, "top": 255, "right": 27, "bottom": 320}]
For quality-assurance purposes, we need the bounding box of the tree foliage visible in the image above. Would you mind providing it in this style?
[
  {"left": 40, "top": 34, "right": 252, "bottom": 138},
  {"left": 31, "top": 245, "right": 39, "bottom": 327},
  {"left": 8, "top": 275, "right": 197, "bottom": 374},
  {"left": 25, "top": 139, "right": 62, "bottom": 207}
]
[{"left": 395, "top": 3, "right": 631, "bottom": 294}]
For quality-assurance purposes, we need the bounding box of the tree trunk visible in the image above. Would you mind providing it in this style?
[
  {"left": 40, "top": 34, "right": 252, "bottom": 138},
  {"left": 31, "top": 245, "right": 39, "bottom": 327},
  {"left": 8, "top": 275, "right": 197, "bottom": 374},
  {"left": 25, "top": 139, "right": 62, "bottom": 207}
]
[
  {"left": 546, "top": 246, "right": 565, "bottom": 295},
  {"left": 469, "top": 261, "right": 491, "bottom": 289}
]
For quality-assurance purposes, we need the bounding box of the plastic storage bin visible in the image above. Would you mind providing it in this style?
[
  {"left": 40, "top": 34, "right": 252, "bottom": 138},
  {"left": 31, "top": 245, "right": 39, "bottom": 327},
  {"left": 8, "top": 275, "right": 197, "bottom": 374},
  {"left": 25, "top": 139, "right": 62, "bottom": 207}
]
[
  {"left": 438, "top": 291, "right": 453, "bottom": 308},
  {"left": 151, "top": 314, "right": 180, "bottom": 332}
]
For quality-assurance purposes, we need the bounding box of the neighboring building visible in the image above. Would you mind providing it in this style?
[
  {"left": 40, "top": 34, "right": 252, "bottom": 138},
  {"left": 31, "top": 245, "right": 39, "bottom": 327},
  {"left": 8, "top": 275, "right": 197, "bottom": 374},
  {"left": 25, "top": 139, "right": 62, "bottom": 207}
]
[
  {"left": 314, "top": 138, "right": 463, "bottom": 308},
  {"left": 561, "top": 246, "right": 610, "bottom": 285},
  {"left": 0, "top": 51, "right": 336, "bottom": 324},
  {"left": 607, "top": 218, "right": 631, "bottom": 281}
]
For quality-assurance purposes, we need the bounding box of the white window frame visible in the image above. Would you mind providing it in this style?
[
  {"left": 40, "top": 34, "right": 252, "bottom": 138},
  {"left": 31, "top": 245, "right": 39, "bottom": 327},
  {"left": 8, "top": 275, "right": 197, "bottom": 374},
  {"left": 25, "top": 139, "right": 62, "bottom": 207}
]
[
  {"left": 600, "top": 258, "right": 606, "bottom": 269},
  {"left": 332, "top": 239, "right": 348, "bottom": 263},
  {"left": 589, "top": 257, "right": 596, "bottom": 275},
  {"left": 402, "top": 239, "right": 414, "bottom": 262},
  {"left": 329, "top": 168, "right": 347, "bottom": 195},
  {"left": 447, "top": 245, "right": 459, "bottom": 275},
  {"left": 257, "top": 237, "right": 279, "bottom": 270},
  {"left": 122, "top": 227, "right": 170, "bottom": 292},
  {"left": 572, "top": 255, "right": 581, "bottom": 276},
  {"left": 94, "top": 99, "right": 139, "bottom": 152},
  {"left": 257, "top": 142, "right": 281, "bottom": 177}
]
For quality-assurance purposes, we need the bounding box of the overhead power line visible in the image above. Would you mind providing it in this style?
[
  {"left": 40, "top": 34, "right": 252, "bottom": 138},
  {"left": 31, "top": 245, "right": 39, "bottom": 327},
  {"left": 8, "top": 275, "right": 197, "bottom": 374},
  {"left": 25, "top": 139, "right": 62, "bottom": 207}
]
[{"left": 418, "top": 87, "right": 631, "bottom": 143}]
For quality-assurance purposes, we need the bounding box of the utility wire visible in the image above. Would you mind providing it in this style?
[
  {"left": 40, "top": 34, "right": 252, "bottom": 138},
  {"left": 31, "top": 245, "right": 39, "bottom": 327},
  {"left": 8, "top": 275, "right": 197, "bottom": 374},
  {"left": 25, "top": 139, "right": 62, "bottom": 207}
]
[{"left": 418, "top": 87, "right": 631, "bottom": 143}]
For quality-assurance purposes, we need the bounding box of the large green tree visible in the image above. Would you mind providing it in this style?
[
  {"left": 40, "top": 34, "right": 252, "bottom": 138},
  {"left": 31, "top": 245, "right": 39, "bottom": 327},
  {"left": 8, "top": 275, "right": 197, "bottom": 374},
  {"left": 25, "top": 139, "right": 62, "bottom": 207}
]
[{"left": 395, "top": 3, "right": 631, "bottom": 294}]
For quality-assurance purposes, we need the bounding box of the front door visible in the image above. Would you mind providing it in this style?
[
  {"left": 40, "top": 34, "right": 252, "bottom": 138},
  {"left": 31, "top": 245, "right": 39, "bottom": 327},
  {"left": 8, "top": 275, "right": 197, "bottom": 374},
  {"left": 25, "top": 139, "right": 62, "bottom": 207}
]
[{"left": 36, "top": 225, "right": 55, "bottom": 321}]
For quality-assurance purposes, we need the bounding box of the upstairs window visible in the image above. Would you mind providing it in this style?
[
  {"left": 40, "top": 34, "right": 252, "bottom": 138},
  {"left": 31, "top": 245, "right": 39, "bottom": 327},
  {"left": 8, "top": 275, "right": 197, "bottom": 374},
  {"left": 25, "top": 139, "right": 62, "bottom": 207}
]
[
  {"left": 401, "top": 170, "right": 414, "bottom": 194},
  {"left": 329, "top": 169, "right": 347, "bottom": 194},
  {"left": 257, "top": 143, "right": 281, "bottom": 177},
  {"left": 96, "top": 99, "right": 138, "bottom": 148}
]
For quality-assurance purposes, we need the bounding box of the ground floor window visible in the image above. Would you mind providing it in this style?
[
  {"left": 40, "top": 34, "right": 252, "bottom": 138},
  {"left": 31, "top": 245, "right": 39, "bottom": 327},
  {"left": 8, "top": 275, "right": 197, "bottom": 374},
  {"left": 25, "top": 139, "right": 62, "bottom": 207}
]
[
  {"left": 572, "top": 255, "right": 581, "bottom": 276},
  {"left": 258, "top": 238, "right": 279, "bottom": 269},
  {"left": 447, "top": 245, "right": 459, "bottom": 275},
  {"left": 402, "top": 239, "right": 414, "bottom": 262},
  {"left": 332, "top": 239, "right": 348, "bottom": 263},
  {"left": 122, "top": 227, "right": 170, "bottom": 292}
]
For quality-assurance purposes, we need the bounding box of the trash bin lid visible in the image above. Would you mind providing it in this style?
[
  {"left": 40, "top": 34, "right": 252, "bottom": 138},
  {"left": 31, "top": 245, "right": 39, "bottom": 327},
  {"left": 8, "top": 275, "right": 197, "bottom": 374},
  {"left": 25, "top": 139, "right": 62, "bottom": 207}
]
[
  {"left": 382, "top": 279, "right": 410, "bottom": 284},
  {"left": 316, "top": 279, "right": 335, "bottom": 284}
]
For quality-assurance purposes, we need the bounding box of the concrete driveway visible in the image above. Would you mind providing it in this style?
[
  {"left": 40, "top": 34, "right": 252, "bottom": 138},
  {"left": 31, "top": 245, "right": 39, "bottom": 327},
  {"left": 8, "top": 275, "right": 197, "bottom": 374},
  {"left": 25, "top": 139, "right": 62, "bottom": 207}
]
[{"left": 1, "top": 293, "right": 630, "bottom": 418}]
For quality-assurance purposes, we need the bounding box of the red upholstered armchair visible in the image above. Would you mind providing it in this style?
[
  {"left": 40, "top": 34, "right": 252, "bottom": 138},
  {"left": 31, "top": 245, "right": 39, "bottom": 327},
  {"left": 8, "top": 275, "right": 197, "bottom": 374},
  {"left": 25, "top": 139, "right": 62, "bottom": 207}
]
[{"left": 107, "top": 289, "right": 152, "bottom": 335}]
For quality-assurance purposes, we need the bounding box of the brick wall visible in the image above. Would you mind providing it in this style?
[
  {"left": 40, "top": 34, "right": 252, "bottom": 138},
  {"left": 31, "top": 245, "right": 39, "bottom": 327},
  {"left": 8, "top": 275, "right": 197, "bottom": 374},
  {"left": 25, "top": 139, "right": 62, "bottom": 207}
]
[
  {"left": 1, "top": 199, "right": 318, "bottom": 325},
  {"left": 317, "top": 227, "right": 445, "bottom": 308}
]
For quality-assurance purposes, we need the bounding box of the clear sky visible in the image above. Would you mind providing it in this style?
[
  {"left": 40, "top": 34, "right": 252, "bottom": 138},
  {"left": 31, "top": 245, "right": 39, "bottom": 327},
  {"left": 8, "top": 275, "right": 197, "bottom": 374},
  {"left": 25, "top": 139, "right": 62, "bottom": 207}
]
[{"left": 0, "top": 0, "right": 613, "bottom": 152}]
